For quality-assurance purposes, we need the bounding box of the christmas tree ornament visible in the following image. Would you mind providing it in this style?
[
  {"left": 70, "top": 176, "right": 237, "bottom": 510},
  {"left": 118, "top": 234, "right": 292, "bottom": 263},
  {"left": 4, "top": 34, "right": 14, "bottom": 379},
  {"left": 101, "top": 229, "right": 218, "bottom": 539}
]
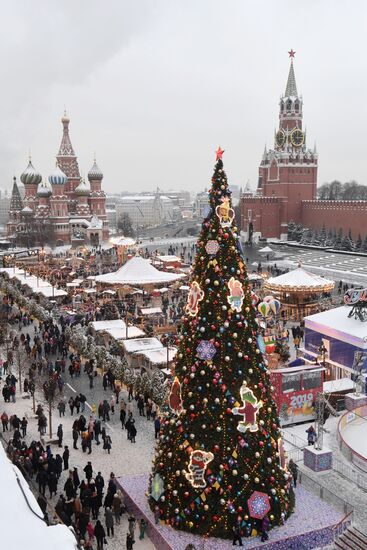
[
  {"left": 186, "top": 281, "right": 204, "bottom": 316},
  {"left": 247, "top": 491, "right": 271, "bottom": 520},
  {"left": 196, "top": 340, "right": 217, "bottom": 361},
  {"left": 227, "top": 277, "right": 244, "bottom": 312},
  {"left": 185, "top": 450, "right": 214, "bottom": 489},
  {"left": 231, "top": 382, "right": 263, "bottom": 433},
  {"left": 169, "top": 377, "right": 185, "bottom": 415},
  {"left": 215, "top": 196, "right": 235, "bottom": 228},
  {"left": 205, "top": 240, "right": 220, "bottom": 256},
  {"left": 258, "top": 301, "right": 270, "bottom": 317}
]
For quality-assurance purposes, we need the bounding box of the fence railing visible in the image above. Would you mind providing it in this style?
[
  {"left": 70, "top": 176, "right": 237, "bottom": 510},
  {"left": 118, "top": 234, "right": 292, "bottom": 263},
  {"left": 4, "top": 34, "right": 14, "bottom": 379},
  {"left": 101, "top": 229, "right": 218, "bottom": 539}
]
[
  {"left": 332, "top": 511, "right": 354, "bottom": 542},
  {"left": 298, "top": 469, "right": 354, "bottom": 516},
  {"left": 283, "top": 432, "right": 308, "bottom": 450}
]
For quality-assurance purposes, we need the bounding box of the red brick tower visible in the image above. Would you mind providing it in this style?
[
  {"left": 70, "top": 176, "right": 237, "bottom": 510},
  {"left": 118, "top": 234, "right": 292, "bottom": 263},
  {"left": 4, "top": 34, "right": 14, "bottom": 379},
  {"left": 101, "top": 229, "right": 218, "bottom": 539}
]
[
  {"left": 241, "top": 51, "right": 318, "bottom": 241},
  {"left": 56, "top": 111, "right": 81, "bottom": 214}
]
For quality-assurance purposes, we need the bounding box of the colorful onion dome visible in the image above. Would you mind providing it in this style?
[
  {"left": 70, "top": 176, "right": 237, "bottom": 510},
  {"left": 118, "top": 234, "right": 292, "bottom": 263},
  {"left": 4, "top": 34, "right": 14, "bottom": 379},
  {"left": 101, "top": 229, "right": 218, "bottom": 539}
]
[
  {"left": 49, "top": 163, "right": 67, "bottom": 185},
  {"left": 20, "top": 158, "right": 42, "bottom": 186},
  {"left": 75, "top": 178, "right": 90, "bottom": 196},
  {"left": 37, "top": 181, "right": 52, "bottom": 198},
  {"left": 88, "top": 158, "right": 103, "bottom": 181}
]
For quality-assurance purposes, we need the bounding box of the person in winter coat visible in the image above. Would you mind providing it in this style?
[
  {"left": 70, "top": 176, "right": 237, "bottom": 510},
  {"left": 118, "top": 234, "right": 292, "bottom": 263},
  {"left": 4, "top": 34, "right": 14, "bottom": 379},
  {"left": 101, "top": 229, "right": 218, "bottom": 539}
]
[
  {"left": 94, "top": 520, "right": 106, "bottom": 550},
  {"left": 73, "top": 467, "right": 80, "bottom": 489},
  {"left": 86, "top": 521, "right": 95, "bottom": 543},
  {"left": 63, "top": 446, "right": 69, "bottom": 470},
  {"left": 260, "top": 516, "right": 270, "bottom": 542},
  {"left": 68, "top": 397, "right": 75, "bottom": 415},
  {"left": 57, "top": 424, "right": 63, "bottom": 447},
  {"left": 94, "top": 420, "right": 101, "bottom": 445},
  {"left": 84, "top": 461, "right": 93, "bottom": 483},
  {"left": 1, "top": 412, "right": 9, "bottom": 431},
  {"left": 48, "top": 471, "right": 58, "bottom": 498},
  {"left": 139, "top": 518, "right": 147, "bottom": 539},
  {"left": 95, "top": 472, "right": 105, "bottom": 496},
  {"left": 64, "top": 476, "right": 76, "bottom": 499},
  {"left": 120, "top": 407, "right": 126, "bottom": 429},
  {"left": 104, "top": 507, "right": 114, "bottom": 537},
  {"left": 126, "top": 533, "right": 134, "bottom": 550},
  {"left": 20, "top": 417, "right": 28, "bottom": 437},
  {"left": 128, "top": 515, "right": 136, "bottom": 539},
  {"left": 129, "top": 423, "right": 137, "bottom": 443},
  {"left": 73, "top": 427, "right": 79, "bottom": 450},
  {"left": 306, "top": 426, "right": 317, "bottom": 446},
  {"left": 112, "top": 492, "right": 122, "bottom": 523},
  {"left": 37, "top": 468, "right": 48, "bottom": 496},
  {"left": 154, "top": 417, "right": 161, "bottom": 439},
  {"left": 288, "top": 459, "right": 299, "bottom": 487},
  {"left": 103, "top": 435, "right": 112, "bottom": 454},
  {"left": 55, "top": 454, "right": 63, "bottom": 479},
  {"left": 57, "top": 400, "right": 66, "bottom": 417}
]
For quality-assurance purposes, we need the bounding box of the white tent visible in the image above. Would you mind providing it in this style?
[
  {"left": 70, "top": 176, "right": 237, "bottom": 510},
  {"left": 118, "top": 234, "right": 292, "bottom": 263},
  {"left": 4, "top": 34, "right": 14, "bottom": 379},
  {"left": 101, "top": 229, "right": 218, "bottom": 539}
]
[
  {"left": 95, "top": 255, "right": 185, "bottom": 286},
  {"left": 259, "top": 246, "right": 274, "bottom": 254}
]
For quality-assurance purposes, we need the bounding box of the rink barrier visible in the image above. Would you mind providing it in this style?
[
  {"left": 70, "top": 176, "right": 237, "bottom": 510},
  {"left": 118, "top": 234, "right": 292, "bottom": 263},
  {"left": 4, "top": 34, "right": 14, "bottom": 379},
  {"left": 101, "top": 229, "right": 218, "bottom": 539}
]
[{"left": 337, "top": 405, "right": 367, "bottom": 474}]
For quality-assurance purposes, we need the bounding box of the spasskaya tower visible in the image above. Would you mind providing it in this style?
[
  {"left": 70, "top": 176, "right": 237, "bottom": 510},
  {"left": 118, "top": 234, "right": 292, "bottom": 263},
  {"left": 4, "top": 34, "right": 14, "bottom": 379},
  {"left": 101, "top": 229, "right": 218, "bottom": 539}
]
[{"left": 241, "top": 51, "right": 318, "bottom": 241}]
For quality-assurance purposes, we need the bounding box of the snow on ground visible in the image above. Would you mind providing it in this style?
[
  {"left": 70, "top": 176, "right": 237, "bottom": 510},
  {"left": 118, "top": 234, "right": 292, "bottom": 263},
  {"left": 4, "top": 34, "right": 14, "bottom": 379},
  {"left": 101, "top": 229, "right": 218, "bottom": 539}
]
[{"left": 341, "top": 416, "right": 367, "bottom": 460}]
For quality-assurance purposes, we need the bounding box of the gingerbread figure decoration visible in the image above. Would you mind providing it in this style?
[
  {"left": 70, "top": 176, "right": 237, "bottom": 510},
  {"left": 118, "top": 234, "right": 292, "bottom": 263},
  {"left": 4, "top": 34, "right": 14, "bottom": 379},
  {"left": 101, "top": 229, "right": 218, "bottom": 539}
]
[
  {"left": 186, "top": 281, "right": 204, "bottom": 317},
  {"left": 227, "top": 277, "right": 244, "bottom": 312},
  {"left": 185, "top": 450, "right": 214, "bottom": 489},
  {"left": 232, "top": 382, "right": 263, "bottom": 433},
  {"left": 215, "top": 196, "right": 235, "bottom": 228},
  {"left": 169, "top": 377, "right": 184, "bottom": 415}
]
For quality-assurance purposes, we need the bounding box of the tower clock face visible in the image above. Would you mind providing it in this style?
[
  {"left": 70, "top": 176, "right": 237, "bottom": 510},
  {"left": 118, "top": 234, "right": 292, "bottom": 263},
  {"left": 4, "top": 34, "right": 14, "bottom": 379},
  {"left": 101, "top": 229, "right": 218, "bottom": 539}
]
[
  {"left": 290, "top": 128, "right": 304, "bottom": 147},
  {"left": 275, "top": 130, "right": 286, "bottom": 148}
]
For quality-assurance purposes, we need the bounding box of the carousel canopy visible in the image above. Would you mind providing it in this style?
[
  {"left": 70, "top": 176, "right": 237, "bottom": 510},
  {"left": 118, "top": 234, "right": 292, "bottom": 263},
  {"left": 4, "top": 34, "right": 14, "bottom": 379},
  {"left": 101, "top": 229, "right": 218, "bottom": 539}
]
[
  {"left": 95, "top": 255, "right": 185, "bottom": 286},
  {"left": 265, "top": 267, "right": 335, "bottom": 293},
  {"left": 110, "top": 236, "right": 136, "bottom": 247}
]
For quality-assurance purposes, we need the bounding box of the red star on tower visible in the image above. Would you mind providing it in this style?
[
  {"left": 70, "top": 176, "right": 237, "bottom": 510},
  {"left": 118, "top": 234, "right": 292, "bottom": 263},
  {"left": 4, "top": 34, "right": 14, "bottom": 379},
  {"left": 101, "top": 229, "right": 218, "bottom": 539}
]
[
  {"left": 215, "top": 146, "right": 224, "bottom": 160},
  {"left": 288, "top": 49, "right": 296, "bottom": 58}
]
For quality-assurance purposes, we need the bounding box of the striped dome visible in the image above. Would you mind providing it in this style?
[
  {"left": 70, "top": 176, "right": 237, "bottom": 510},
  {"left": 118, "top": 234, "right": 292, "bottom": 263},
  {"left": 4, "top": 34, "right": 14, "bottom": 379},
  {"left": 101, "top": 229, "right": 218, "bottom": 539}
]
[
  {"left": 49, "top": 164, "right": 67, "bottom": 186},
  {"left": 88, "top": 159, "right": 103, "bottom": 181},
  {"left": 20, "top": 159, "right": 42, "bottom": 186}
]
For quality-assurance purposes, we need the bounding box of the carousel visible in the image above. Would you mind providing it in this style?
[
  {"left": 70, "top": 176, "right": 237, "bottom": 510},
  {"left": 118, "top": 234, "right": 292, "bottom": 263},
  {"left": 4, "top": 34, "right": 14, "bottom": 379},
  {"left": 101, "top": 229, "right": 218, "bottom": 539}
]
[{"left": 263, "top": 266, "right": 335, "bottom": 321}]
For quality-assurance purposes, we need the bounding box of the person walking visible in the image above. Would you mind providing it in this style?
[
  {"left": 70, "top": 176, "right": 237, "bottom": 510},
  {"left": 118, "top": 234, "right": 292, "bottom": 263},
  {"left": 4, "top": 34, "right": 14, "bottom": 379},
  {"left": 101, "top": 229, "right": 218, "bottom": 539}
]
[
  {"left": 94, "top": 520, "right": 106, "bottom": 550},
  {"left": 139, "top": 518, "right": 147, "bottom": 540},
  {"left": 73, "top": 427, "right": 79, "bottom": 450},
  {"left": 104, "top": 507, "right": 114, "bottom": 537},
  {"left": 126, "top": 533, "right": 134, "bottom": 550},
  {"left": 260, "top": 516, "right": 270, "bottom": 542},
  {"left": 20, "top": 417, "right": 28, "bottom": 438},
  {"left": 57, "top": 424, "right": 63, "bottom": 448},
  {"left": 62, "top": 445, "right": 69, "bottom": 470},
  {"left": 128, "top": 514, "right": 136, "bottom": 540},
  {"left": 130, "top": 422, "right": 137, "bottom": 444},
  {"left": 103, "top": 434, "right": 112, "bottom": 454},
  {"left": 84, "top": 461, "right": 93, "bottom": 483},
  {"left": 154, "top": 417, "right": 161, "bottom": 439},
  {"left": 112, "top": 491, "right": 122, "bottom": 524},
  {"left": 289, "top": 459, "right": 299, "bottom": 487},
  {"left": 1, "top": 411, "right": 9, "bottom": 431}
]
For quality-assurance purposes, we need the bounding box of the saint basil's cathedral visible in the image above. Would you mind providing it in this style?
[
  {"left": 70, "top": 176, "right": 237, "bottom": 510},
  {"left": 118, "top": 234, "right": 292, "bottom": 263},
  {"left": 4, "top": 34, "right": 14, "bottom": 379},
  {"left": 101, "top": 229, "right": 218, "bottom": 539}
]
[{"left": 7, "top": 112, "right": 109, "bottom": 246}]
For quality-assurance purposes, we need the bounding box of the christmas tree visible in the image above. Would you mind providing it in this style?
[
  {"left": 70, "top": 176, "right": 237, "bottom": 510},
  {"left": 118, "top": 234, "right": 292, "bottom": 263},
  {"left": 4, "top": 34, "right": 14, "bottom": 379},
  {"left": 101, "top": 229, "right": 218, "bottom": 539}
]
[{"left": 148, "top": 149, "right": 293, "bottom": 539}]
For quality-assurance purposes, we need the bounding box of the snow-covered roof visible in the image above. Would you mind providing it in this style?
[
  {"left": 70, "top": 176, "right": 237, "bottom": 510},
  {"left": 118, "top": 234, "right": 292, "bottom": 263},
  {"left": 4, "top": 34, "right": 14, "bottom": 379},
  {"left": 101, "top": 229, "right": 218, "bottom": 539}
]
[
  {"left": 138, "top": 346, "right": 177, "bottom": 364},
  {"left": 105, "top": 326, "right": 145, "bottom": 340},
  {"left": 140, "top": 307, "right": 163, "bottom": 315},
  {"left": 95, "top": 255, "right": 185, "bottom": 286},
  {"left": 259, "top": 246, "right": 274, "bottom": 253},
  {"left": 33, "top": 287, "right": 68, "bottom": 298},
  {"left": 180, "top": 285, "right": 190, "bottom": 290},
  {"left": 71, "top": 278, "right": 84, "bottom": 284},
  {"left": 323, "top": 378, "right": 354, "bottom": 394},
  {"left": 90, "top": 319, "right": 125, "bottom": 332},
  {"left": 102, "top": 289, "right": 116, "bottom": 295},
  {"left": 81, "top": 288, "right": 96, "bottom": 294},
  {"left": 123, "top": 337, "right": 163, "bottom": 354},
  {"left": 265, "top": 267, "right": 335, "bottom": 292},
  {"left": 0, "top": 444, "right": 77, "bottom": 550},
  {"left": 157, "top": 255, "right": 182, "bottom": 262},
  {"left": 305, "top": 306, "right": 367, "bottom": 349},
  {"left": 248, "top": 272, "right": 263, "bottom": 281}
]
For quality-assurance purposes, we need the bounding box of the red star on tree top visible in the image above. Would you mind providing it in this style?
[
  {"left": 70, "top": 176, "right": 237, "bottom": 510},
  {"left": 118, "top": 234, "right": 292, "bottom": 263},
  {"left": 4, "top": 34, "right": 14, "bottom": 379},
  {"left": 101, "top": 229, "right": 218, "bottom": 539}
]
[
  {"left": 215, "top": 146, "right": 224, "bottom": 160},
  {"left": 288, "top": 49, "right": 296, "bottom": 58}
]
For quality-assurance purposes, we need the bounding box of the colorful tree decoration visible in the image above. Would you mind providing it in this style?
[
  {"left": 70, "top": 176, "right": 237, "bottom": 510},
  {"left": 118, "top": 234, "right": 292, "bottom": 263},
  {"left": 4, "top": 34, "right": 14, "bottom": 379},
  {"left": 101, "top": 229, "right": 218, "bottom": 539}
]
[
  {"left": 227, "top": 277, "right": 244, "bottom": 312},
  {"left": 148, "top": 152, "right": 293, "bottom": 539},
  {"left": 231, "top": 381, "right": 263, "bottom": 433},
  {"left": 258, "top": 301, "right": 270, "bottom": 317},
  {"left": 215, "top": 196, "right": 235, "bottom": 227},
  {"left": 186, "top": 281, "right": 204, "bottom": 316},
  {"left": 205, "top": 239, "right": 220, "bottom": 256},
  {"left": 251, "top": 291, "right": 260, "bottom": 307},
  {"left": 247, "top": 491, "right": 271, "bottom": 520},
  {"left": 150, "top": 473, "right": 165, "bottom": 501},
  {"left": 196, "top": 340, "right": 217, "bottom": 361},
  {"left": 185, "top": 450, "right": 214, "bottom": 489},
  {"left": 169, "top": 377, "right": 184, "bottom": 415}
]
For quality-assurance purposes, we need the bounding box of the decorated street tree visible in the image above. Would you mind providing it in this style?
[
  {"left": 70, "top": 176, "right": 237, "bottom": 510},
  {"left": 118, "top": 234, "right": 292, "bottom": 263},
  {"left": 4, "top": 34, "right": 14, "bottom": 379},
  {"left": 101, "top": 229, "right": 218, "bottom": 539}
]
[{"left": 148, "top": 149, "right": 293, "bottom": 539}]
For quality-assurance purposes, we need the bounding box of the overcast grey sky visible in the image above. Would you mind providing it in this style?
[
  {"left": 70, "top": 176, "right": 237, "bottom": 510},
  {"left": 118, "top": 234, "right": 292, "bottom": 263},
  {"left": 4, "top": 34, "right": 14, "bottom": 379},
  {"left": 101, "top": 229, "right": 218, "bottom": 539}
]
[{"left": 2, "top": 0, "right": 366, "bottom": 195}]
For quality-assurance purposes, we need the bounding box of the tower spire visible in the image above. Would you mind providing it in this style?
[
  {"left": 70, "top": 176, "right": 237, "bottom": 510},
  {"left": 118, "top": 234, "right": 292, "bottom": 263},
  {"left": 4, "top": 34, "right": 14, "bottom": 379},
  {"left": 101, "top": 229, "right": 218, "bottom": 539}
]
[{"left": 285, "top": 50, "right": 298, "bottom": 97}]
